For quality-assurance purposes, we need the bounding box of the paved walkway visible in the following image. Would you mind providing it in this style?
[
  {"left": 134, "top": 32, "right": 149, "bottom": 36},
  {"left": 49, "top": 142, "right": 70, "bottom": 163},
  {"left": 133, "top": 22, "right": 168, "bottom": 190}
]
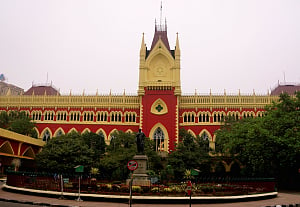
[{"left": 1, "top": 182, "right": 300, "bottom": 207}]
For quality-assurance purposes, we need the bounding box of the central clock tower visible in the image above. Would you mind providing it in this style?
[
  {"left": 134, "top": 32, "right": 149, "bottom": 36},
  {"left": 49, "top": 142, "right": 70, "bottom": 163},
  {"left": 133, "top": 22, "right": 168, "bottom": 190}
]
[{"left": 138, "top": 21, "right": 181, "bottom": 153}]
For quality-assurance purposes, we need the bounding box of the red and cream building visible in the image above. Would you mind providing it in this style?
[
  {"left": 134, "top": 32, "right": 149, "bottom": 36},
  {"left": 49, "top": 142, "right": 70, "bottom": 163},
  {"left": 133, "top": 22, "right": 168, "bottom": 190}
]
[{"left": 0, "top": 22, "right": 284, "bottom": 153}]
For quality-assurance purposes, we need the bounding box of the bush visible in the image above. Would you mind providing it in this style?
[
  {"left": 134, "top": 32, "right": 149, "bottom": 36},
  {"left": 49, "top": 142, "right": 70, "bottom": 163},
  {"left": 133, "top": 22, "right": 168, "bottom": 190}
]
[
  {"left": 151, "top": 187, "right": 159, "bottom": 193},
  {"left": 132, "top": 186, "right": 142, "bottom": 193},
  {"left": 163, "top": 187, "right": 172, "bottom": 193}
]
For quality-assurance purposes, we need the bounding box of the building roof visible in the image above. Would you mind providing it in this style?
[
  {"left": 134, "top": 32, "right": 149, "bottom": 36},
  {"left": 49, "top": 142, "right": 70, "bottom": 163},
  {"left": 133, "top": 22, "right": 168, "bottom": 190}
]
[
  {"left": 271, "top": 83, "right": 300, "bottom": 95},
  {"left": 24, "top": 84, "right": 60, "bottom": 96},
  {"left": 149, "top": 22, "right": 172, "bottom": 56},
  {"left": 0, "top": 81, "right": 24, "bottom": 95}
]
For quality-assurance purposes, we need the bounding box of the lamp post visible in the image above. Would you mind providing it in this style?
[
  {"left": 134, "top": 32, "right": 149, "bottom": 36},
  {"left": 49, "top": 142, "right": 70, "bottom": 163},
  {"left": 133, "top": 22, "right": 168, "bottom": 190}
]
[{"left": 74, "top": 165, "right": 84, "bottom": 202}]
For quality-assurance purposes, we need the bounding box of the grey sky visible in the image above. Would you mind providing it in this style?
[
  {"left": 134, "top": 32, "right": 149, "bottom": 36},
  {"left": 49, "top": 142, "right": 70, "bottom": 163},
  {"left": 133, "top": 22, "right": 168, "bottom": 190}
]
[{"left": 0, "top": 0, "right": 299, "bottom": 95}]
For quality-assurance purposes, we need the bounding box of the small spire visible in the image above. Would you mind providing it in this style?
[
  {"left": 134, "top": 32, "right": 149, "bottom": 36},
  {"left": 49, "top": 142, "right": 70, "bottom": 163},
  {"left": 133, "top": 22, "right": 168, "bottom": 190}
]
[
  {"left": 96, "top": 89, "right": 98, "bottom": 96},
  {"left": 175, "top": 32, "right": 180, "bottom": 56},
  {"left": 69, "top": 89, "right": 72, "bottom": 96},
  {"left": 140, "top": 33, "right": 146, "bottom": 55}
]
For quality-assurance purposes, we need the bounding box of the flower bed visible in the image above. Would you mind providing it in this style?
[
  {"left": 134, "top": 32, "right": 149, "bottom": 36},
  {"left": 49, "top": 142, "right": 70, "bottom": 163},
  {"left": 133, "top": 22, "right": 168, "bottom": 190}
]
[{"left": 6, "top": 172, "right": 276, "bottom": 197}]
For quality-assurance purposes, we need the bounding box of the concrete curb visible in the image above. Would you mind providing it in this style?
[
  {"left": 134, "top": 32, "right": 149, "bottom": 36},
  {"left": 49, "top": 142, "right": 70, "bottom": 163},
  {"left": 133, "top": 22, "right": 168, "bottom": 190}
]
[
  {"left": 262, "top": 205, "right": 300, "bottom": 207},
  {"left": 2, "top": 183, "right": 278, "bottom": 204},
  {"left": 0, "top": 197, "right": 76, "bottom": 207}
]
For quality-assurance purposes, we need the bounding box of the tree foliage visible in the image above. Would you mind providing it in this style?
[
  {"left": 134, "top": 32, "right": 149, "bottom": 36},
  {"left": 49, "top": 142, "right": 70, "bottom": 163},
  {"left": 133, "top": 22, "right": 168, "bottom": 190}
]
[
  {"left": 100, "top": 130, "right": 163, "bottom": 180},
  {"left": 167, "top": 128, "right": 211, "bottom": 181},
  {"left": 216, "top": 92, "right": 300, "bottom": 180},
  {"left": 36, "top": 132, "right": 105, "bottom": 173},
  {"left": 0, "top": 111, "right": 37, "bottom": 137},
  {"left": 36, "top": 130, "right": 162, "bottom": 180}
]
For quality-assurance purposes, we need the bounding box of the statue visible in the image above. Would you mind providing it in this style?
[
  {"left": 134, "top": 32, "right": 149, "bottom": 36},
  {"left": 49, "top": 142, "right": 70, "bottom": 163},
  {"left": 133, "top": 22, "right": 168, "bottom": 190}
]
[{"left": 136, "top": 129, "right": 145, "bottom": 154}]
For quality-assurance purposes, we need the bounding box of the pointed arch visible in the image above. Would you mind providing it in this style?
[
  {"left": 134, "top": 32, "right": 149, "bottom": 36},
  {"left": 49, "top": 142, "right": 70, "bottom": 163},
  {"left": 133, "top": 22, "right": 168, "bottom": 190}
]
[
  {"left": 40, "top": 127, "right": 52, "bottom": 142},
  {"left": 149, "top": 123, "right": 169, "bottom": 152},
  {"left": 96, "top": 128, "right": 107, "bottom": 139},
  {"left": 0, "top": 141, "right": 14, "bottom": 155},
  {"left": 68, "top": 128, "right": 78, "bottom": 134},
  {"left": 22, "top": 146, "right": 35, "bottom": 158},
  {"left": 54, "top": 127, "right": 65, "bottom": 137},
  {"left": 33, "top": 127, "right": 40, "bottom": 138},
  {"left": 125, "top": 129, "right": 133, "bottom": 134},
  {"left": 81, "top": 128, "right": 91, "bottom": 134},
  {"left": 107, "top": 129, "right": 118, "bottom": 145},
  {"left": 187, "top": 129, "right": 196, "bottom": 138},
  {"left": 145, "top": 39, "right": 175, "bottom": 67},
  {"left": 199, "top": 129, "right": 212, "bottom": 142}
]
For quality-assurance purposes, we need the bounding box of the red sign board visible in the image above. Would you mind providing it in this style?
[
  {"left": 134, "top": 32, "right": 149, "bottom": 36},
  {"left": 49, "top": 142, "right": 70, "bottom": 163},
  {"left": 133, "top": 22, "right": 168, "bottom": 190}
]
[
  {"left": 127, "top": 160, "right": 138, "bottom": 171},
  {"left": 187, "top": 180, "right": 192, "bottom": 196}
]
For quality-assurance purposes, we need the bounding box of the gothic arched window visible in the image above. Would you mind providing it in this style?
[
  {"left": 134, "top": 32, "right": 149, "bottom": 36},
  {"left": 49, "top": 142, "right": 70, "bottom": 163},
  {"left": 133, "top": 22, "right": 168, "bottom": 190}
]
[
  {"left": 43, "top": 130, "right": 50, "bottom": 142},
  {"left": 153, "top": 127, "right": 165, "bottom": 152}
]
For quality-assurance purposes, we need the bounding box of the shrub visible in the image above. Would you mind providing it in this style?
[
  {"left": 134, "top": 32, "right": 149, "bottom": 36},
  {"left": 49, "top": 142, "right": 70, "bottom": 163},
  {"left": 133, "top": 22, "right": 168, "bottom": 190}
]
[
  {"left": 132, "top": 186, "right": 142, "bottom": 193},
  {"left": 151, "top": 187, "right": 159, "bottom": 193},
  {"left": 163, "top": 187, "right": 172, "bottom": 193}
]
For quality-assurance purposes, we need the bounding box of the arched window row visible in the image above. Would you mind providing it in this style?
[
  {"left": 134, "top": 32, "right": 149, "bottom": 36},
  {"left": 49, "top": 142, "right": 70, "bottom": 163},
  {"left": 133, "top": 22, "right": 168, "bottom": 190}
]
[
  {"left": 69, "top": 111, "right": 81, "bottom": 121},
  {"left": 213, "top": 112, "right": 226, "bottom": 122},
  {"left": 44, "top": 111, "right": 55, "bottom": 121},
  {"left": 110, "top": 111, "right": 122, "bottom": 122},
  {"left": 57, "top": 111, "right": 67, "bottom": 121},
  {"left": 21, "top": 110, "right": 30, "bottom": 117},
  {"left": 31, "top": 111, "right": 42, "bottom": 120},
  {"left": 198, "top": 113, "right": 210, "bottom": 123},
  {"left": 242, "top": 111, "right": 255, "bottom": 119},
  {"left": 182, "top": 110, "right": 265, "bottom": 123},
  {"left": 227, "top": 111, "right": 240, "bottom": 121},
  {"left": 125, "top": 112, "right": 136, "bottom": 123},
  {"left": 256, "top": 111, "right": 265, "bottom": 118},
  {"left": 96, "top": 111, "right": 108, "bottom": 122},
  {"left": 83, "top": 111, "right": 94, "bottom": 122},
  {"left": 183, "top": 112, "right": 196, "bottom": 123}
]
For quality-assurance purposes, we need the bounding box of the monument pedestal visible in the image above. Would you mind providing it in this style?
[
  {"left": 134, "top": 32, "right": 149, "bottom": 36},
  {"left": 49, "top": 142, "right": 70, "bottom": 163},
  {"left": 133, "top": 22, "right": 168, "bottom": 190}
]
[{"left": 127, "top": 154, "right": 150, "bottom": 186}]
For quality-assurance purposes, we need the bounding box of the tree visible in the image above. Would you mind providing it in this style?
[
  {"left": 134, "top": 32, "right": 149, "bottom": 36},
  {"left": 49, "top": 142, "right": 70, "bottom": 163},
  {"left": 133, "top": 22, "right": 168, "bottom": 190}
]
[
  {"left": 81, "top": 131, "right": 106, "bottom": 161},
  {"left": 0, "top": 111, "right": 37, "bottom": 138},
  {"left": 167, "top": 128, "right": 211, "bottom": 181},
  {"left": 100, "top": 130, "right": 163, "bottom": 180},
  {"left": 36, "top": 132, "right": 94, "bottom": 173},
  {"left": 216, "top": 92, "right": 300, "bottom": 183}
]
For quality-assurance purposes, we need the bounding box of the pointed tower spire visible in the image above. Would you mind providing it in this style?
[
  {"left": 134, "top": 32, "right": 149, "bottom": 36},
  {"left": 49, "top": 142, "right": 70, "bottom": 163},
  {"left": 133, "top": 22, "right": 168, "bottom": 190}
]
[
  {"left": 140, "top": 33, "right": 146, "bottom": 56},
  {"left": 175, "top": 32, "right": 180, "bottom": 57},
  {"left": 150, "top": 1, "right": 170, "bottom": 51}
]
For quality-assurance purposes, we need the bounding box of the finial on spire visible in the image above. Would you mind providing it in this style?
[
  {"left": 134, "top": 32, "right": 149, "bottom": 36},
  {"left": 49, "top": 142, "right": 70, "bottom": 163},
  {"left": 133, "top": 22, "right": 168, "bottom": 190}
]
[{"left": 160, "top": 1, "right": 163, "bottom": 27}]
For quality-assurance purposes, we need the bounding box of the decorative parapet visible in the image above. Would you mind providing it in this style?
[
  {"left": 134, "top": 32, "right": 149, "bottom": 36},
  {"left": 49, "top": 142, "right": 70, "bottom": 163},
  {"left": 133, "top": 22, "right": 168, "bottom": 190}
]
[
  {"left": 0, "top": 95, "right": 140, "bottom": 109},
  {"left": 179, "top": 94, "right": 279, "bottom": 109}
]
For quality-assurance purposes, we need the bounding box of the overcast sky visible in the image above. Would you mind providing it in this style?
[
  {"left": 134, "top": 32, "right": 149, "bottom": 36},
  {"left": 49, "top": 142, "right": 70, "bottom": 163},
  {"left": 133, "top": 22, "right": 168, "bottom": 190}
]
[{"left": 0, "top": 0, "right": 299, "bottom": 95}]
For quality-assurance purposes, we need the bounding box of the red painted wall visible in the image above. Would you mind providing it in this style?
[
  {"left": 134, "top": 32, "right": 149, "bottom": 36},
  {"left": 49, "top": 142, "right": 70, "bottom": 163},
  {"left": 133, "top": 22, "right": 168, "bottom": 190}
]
[{"left": 141, "top": 88, "right": 178, "bottom": 152}]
